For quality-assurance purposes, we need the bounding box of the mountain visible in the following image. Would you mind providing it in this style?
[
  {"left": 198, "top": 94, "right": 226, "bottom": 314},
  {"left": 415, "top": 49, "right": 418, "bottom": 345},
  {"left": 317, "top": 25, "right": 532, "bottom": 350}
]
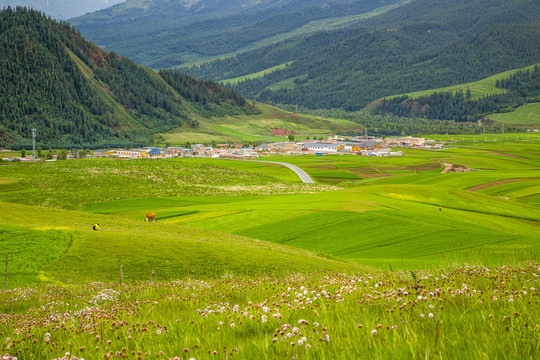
[
  {"left": 0, "top": 0, "right": 125, "bottom": 19},
  {"left": 0, "top": 7, "right": 253, "bottom": 149},
  {"left": 72, "top": 0, "right": 540, "bottom": 113},
  {"left": 187, "top": 0, "right": 540, "bottom": 111},
  {"left": 71, "top": 0, "right": 402, "bottom": 68}
]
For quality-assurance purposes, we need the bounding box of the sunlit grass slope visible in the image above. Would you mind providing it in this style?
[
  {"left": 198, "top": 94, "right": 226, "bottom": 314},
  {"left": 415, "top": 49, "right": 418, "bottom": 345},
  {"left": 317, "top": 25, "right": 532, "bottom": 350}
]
[
  {"left": 0, "top": 140, "right": 538, "bottom": 281},
  {"left": 0, "top": 200, "right": 361, "bottom": 286},
  {"left": 0, "top": 157, "right": 329, "bottom": 210},
  {"left": 158, "top": 101, "right": 360, "bottom": 144}
]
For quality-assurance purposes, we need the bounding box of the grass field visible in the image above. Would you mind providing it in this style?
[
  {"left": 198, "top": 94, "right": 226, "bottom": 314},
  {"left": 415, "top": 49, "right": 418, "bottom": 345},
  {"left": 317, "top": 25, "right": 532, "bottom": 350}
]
[
  {"left": 0, "top": 264, "right": 537, "bottom": 359},
  {"left": 0, "top": 139, "right": 538, "bottom": 359},
  {"left": 489, "top": 102, "right": 540, "bottom": 125},
  {"left": 158, "top": 102, "right": 360, "bottom": 144}
]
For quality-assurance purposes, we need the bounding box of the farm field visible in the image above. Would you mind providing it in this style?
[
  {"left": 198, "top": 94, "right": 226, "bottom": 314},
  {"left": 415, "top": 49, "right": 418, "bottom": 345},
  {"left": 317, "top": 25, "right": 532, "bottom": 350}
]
[{"left": 0, "top": 139, "right": 538, "bottom": 359}]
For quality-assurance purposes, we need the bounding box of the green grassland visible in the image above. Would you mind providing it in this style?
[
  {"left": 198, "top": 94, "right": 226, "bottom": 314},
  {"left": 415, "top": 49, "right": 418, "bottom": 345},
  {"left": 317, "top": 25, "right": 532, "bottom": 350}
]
[
  {"left": 0, "top": 139, "right": 538, "bottom": 359},
  {"left": 0, "top": 264, "right": 537, "bottom": 359},
  {"left": 0, "top": 140, "right": 538, "bottom": 278},
  {"left": 158, "top": 101, "right": 360, "bottom": 144},
  {"left": 489, "top": 102, "right": 540, "bottom": 125}
]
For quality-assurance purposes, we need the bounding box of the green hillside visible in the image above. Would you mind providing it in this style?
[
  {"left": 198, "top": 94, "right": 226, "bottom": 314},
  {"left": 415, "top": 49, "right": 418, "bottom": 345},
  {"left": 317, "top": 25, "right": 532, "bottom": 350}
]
[
  {"left": 1, "top": 140, "right": 536, "bottom": 281},
  {"left": 184, "top": 0, "right": 540, "bottom": 111},
  {"left": 157, "top": 101, "right": 360, "bottom": 144},
  {"left": 72, "top": 0, "right": 403, "bottom": 68},
  {"left": 0, "top": 7, "right": 253, "bottom": 149},
  {"left": 367, "top": 64, "right": 540, "bottom": 126}
]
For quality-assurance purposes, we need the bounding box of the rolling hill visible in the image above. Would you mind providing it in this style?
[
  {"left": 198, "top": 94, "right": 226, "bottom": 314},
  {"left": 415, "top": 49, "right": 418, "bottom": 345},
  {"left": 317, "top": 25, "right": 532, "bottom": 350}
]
[
  {"left": 366, "top": 64, "right": 540, "bottom": 126},
  {"left": 0, "top": 7, "right": 357, "bottom": 149}
]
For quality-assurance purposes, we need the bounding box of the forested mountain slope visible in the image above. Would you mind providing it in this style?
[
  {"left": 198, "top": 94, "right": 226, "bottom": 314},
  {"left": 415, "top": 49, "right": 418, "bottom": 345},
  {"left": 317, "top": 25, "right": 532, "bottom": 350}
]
[
  {"left": 71, "top": 0, "right": 403, "bottom": 68},
  {"left": 73, "top": 0, "right": 540, "bottom": 113},
  {"left": 0, "top": 0, "right": 125, "bottom": 19},
  {"left": 0, "top": 7, "right": 252, "bottom": 149},
  {"left": 186, "top": 0, "right": 540, "bottom": 111}
]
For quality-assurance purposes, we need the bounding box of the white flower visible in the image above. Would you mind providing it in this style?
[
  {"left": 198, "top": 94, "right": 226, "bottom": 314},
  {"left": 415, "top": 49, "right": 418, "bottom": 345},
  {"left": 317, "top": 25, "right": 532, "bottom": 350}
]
[{"left": 428, "top": 313, "right": 434, "bottom": 318}]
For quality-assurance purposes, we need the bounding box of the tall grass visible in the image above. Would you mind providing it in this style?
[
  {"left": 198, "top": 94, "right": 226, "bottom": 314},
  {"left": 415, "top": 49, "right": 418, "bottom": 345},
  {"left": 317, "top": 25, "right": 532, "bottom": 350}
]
[{"left": 0, "top": 264, "right": 537, "bottom": 359}]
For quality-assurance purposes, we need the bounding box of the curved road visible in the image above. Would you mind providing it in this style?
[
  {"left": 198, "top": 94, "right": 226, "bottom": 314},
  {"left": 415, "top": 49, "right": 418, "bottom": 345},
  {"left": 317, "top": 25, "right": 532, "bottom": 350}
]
[{"left": 225, "top": 159, "right": 315, "bottom": 183}]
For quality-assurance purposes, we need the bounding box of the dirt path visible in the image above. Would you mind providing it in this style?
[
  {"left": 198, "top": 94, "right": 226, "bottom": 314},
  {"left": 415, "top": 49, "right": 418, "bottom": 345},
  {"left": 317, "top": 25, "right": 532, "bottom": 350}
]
[{"left": 465, "top": 178, "right": 540, "bottom": 191}]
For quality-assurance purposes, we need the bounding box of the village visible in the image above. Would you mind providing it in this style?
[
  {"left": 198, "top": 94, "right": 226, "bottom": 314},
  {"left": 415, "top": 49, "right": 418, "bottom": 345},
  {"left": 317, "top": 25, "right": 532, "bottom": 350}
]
[
  {"left": 2, "top": 136, "right": 443, "bottom": 161},
  {"left": 92, "top": 136, "right": 438, "bottom": 159}
]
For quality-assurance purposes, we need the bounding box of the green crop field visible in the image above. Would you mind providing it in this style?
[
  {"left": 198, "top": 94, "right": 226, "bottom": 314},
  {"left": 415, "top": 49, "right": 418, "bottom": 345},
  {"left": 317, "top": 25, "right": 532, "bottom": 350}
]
[{"left": 0, "top": 139, "right": 538, "bottom": 359}]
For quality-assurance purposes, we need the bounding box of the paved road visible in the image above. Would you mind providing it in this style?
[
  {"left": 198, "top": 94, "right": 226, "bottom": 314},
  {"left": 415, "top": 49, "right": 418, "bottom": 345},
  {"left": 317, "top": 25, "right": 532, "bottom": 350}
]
[{"left": 225, "top": 159, "right": 315, "bottom": 183}]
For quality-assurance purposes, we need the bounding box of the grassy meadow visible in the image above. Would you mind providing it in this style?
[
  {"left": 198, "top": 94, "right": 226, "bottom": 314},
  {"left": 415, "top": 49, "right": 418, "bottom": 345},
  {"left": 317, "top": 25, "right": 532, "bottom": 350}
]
[
  {"left": 157, "top": 102, "right": 359, "bottom": 144},
  {"left": 0, "top": 139, "right": 538, "bottom": 359}
]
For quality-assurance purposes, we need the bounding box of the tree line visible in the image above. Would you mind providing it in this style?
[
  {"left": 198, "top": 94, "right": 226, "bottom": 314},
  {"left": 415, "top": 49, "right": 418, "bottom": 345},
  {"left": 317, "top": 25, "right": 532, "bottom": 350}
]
[{"left": 371, "top": 66, "right": 540, "bottom": 122}]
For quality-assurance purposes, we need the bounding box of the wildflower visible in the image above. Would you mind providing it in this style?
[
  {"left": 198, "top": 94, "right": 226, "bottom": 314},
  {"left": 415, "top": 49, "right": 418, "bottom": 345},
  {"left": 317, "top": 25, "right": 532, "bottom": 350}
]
[
  {"left": 420, "top": 313, "right": 425, "bottom": 318},
  {"left": 429, "top": 313, "right": 434, "bottom": 318},
  {"left": 298, "top": 319, "right": 309, "bottom": 325},
  {"left": 262, "top": 315, "right": 267, "bottom": 323},
  {"left": 230, "top": 322, "right": 235, "bottom": 328},
  {"left": 305, "top": 344, "right": 311, "bottom": 349},
  {"left": 372, "top": 330, "right": 377, "bottom": 334},
  {"left": 391, "top": 325, "right": 398, "bottom": 330}
]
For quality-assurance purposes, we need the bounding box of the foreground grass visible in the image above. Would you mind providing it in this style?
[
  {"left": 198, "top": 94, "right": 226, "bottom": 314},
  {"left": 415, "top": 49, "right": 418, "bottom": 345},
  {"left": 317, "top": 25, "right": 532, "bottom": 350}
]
[{"left": 0, "top": 263, "right": 537, "bottom": 359}]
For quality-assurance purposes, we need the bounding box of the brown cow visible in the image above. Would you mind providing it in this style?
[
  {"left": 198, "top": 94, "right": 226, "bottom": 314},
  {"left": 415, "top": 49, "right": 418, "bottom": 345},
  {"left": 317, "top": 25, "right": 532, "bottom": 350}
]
[{"left": 145, "top": 213, "right": 156, "bottom": 222}]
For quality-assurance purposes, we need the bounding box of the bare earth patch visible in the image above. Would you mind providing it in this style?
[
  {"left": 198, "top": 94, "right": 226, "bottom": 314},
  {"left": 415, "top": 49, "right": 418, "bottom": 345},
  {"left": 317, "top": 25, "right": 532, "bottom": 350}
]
[
  {"left": 488, "top": 152, "right": 528, "bottom": 159},
  {"left": 440, "top": 162, "right": 473, "bottom": 173},
  {"left": 465, "top": 178, "right": 540, "bottom": 191}
]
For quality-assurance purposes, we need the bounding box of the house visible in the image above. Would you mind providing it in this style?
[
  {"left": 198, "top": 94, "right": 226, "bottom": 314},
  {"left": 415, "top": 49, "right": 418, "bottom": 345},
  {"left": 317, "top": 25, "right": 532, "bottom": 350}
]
[
  {"left": 116, "top": 149, "right": 149, "bottom": 159},
  {"left": 255, "top": 144, "right": 272, "bottom": 152},
  {"left": 147, "top": 148, "right": 162, "bottom": 158},
  {"left": 269, "top": 142, "right": 301, "bottom": 152},
  {"left": 93, "top": 150, "right": 107, "bottom": 158},
  {"left": 303, "top": 142, "right": 344, "bottom": 152}
]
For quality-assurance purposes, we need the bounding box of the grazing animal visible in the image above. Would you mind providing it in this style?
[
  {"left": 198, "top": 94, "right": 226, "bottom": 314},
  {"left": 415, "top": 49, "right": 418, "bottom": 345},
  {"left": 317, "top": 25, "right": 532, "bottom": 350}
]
[{"left": 146, "top": 213, "right": 156, "bottom": 222}]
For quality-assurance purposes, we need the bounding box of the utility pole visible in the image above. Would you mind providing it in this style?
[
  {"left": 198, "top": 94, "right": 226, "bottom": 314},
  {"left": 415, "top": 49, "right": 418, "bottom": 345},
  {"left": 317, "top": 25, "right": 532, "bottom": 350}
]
[{"left": 31, "top": 128, "right": 36, "bottom": 160}]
